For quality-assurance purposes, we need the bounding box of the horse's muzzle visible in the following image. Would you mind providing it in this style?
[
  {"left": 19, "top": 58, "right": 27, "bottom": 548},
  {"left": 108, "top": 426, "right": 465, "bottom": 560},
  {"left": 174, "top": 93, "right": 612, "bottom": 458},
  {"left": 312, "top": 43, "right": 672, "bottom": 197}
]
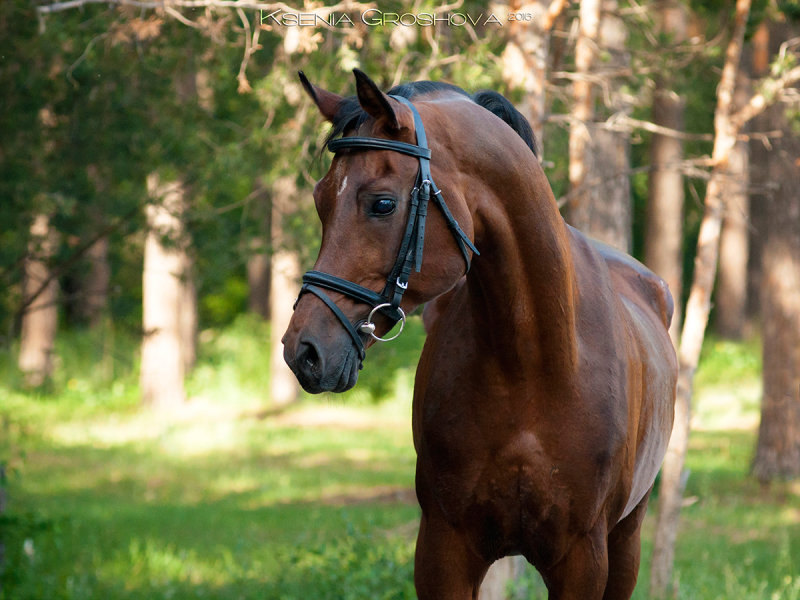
[{"left": 283, "top": 334, "right": 361, "bottom": 394}]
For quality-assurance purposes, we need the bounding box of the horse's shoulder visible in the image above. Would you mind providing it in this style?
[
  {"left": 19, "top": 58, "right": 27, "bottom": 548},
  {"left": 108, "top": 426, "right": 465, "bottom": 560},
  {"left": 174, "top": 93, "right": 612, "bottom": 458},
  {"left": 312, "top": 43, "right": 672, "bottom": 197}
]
[{"left": 589, "top": 238, "right": 674, "bottom": 330}]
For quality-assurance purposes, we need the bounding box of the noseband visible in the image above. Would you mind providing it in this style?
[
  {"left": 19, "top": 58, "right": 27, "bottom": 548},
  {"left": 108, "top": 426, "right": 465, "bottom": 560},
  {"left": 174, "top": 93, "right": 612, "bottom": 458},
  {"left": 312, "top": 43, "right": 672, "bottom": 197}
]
[{"left": 295, "top": 96, "right": 479, "bottom": 364}]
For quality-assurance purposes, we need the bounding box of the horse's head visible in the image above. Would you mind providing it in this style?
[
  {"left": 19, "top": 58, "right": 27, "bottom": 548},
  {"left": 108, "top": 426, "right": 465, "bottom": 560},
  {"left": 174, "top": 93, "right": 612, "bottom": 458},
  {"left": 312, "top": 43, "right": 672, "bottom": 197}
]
[{"left": 282, "top": 70, "right": 477, "bottom": 393}]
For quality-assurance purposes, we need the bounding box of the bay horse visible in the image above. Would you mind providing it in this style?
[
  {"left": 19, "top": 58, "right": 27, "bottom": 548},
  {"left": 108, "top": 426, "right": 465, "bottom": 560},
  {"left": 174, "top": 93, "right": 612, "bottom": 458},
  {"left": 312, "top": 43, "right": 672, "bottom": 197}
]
[{"left": 282, "top": 69, "right": 677, "bottom": 599}]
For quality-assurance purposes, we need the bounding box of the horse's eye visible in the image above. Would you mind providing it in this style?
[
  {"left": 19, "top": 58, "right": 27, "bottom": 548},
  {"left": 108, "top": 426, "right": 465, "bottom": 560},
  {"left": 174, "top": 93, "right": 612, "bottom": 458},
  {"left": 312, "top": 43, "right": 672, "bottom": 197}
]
[{"left": 371, "top": 197, "right": 397, "bottom": 216}]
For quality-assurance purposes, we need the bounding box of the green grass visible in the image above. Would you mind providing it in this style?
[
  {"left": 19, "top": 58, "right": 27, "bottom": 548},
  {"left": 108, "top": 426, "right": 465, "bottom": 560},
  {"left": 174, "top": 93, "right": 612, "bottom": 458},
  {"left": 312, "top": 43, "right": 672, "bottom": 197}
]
[
  {"left": 1, "top": 323, "right": 798, "bottom": 599},
  {"left": 1, "top": 391, "right": 420, "bottom": 599}
]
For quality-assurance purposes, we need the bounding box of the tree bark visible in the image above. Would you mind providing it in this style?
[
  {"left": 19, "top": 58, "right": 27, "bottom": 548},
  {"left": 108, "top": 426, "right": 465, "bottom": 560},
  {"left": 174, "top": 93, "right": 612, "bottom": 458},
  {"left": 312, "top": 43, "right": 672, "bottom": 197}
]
[
  {"left": 568, "top": 0, "right": 632, "bottom": 251},
  {"left": 645, "top": 0, "right": 687, "bottom": 345},
  {"left": 501, "top": 0, "right": 566, "bottom": 149},
  {"left": 180, "top": 249, "right": 198, "bottom": 373},
  {"left": 715, "top": 71, "right": 751, "bottom": 339},
  {"left": 751, "top": 102, "right": 800, "bottom": 482},
  {"left": 747, "top": 20, "right": 787, "bottom": 322},
  {"left": 583, "top": 124, "right": 632, "bottom": 251},
  {"left": 80, "top": 164, "right": 111, "bottom": 328},
  {"left": 248, "top": 247, "right": 271, "bottom": 319},
  {"left": 568, "top": 0, "right": 602, "bottom": 228},
  {"left": 593, "top": 0, "right": 633, "bottom": 252},
  {"left": 18, "top": 213, "right": 59, "bottom": 386},
  {"left": 650, "top": 0, "right": 752, "bottom": 596},
  {"left": 746, "top": 22, "right": 771, "bottom": 321},
  {"left": 140, "top": 173, "right": 189, "bottom": 408},
  {"left": 80, "top": 236, "right": 111, "bottom": 328},
  {"left": 140, "top": 61, "right": 202, "bottom": 398},
  {"left": 479, "top": 555, "right": 521, "bottom": 600},
  {"left": 248, "top": 185, "right": 272, "bottom": 319},
  {"left": 269, "top": 176, "right": 300, "bottom": 408}
]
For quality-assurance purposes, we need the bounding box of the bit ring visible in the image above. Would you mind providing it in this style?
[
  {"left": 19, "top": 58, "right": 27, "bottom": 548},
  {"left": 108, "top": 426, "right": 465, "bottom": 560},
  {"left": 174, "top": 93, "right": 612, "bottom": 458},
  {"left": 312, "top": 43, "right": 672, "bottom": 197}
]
[{"left": 358, "top": 303, "right": 406, "bottom": 342}]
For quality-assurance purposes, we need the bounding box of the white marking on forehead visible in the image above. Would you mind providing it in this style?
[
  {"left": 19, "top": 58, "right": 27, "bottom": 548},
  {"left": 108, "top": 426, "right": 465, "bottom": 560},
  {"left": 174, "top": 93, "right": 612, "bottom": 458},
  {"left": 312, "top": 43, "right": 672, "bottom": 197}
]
[{"left": 337, "top": 175, "right": 348, "bottom": 197}]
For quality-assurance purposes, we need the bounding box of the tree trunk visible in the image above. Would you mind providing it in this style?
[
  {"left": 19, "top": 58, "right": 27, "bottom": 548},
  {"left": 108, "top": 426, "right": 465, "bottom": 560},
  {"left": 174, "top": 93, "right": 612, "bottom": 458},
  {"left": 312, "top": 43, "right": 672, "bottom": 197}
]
[
  {"left": 645, "top": 0, "right": 687, "bottom": 345},
  {"left": 747, "top": 138, "right": 769, "bottom": 320},
  {"left": 501, "top": 0, "right": 566, "bottom": 149},
  {"left": 715, "top": 71, "right": 751, "bottom": 339},
  {"left": 592, "top": 0, "right": 633, "bottom": 252},
  {"left": 269, "top": 176, "right": 300, "bottom": 408},
  {"left": 140, "top": 173, "right": 189, "bottom": 408},
  {"left": 584, "top": 124, "right": 632, "bottom": 251},
  {"left": 248, "top": 248, "right": 271, "bottom": 319},
  {"left": 175, "top": 69, "right": 204, "bottom": 375},
  {"left": 746, "top": 21, "right": 775, "bottom": 321},
  {"left": 78, "top": 236, "right": 111, "bottom": 328},
  {"left": 751, "top": 102, "right": 800, "bottom": 482},
  {"left": 81, "top": 165, "right": 111, "bottom": 328},
  {"left": 139, "top": 60, "right": 202, "bottom": 405},
  {"left": 180, "top": 250, "right": 198, "bottom": 373},
  {"left": 650, "top": 0, "right": 752, "bottom": 596},
  {"left": 479, "top": 555, "right": 521, "bottom": 600},
  {"left": 568, "top": 0, "right": 632, "bottom": 252},
  {"left": 18, "top": 213, "right": 59, "bottom": 386},
  {"left": 248, "top": 185, "right": 272, "bottom": 319},
  {"left": 568, "top": 0, "right": 602, "bottom": 228}
]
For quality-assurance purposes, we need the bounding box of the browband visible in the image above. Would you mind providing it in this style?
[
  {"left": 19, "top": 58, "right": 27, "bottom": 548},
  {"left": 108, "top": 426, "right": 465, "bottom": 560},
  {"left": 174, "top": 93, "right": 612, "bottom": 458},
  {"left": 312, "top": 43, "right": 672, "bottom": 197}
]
[{"left": 327, "top": 137, "right": 431, "bottom": 160}]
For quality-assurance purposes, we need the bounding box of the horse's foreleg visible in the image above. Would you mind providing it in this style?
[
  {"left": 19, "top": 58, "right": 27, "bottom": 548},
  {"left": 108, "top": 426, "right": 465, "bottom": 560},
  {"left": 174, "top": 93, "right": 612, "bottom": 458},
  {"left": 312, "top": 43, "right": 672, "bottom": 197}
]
[
  {"left": 540, "top": 526, "right": 609, "bottom": 600},
  {"left": 414, "top": 512, "right": 490, "bottom": 600},
  {"left": 602, "top": 493, "right": 651, "bottom": 600}
]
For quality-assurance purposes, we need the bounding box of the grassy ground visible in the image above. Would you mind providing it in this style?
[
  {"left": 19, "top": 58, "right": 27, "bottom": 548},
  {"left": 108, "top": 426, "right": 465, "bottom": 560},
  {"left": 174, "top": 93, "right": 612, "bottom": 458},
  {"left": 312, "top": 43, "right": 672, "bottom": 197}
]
[{"left": 1, "top": 320, "right": 798, "bottom": 599}]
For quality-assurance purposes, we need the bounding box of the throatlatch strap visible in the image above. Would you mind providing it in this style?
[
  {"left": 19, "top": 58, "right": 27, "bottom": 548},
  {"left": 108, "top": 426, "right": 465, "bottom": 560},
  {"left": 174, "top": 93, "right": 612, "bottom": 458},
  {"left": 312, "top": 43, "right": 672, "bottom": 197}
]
[{"left": 429, "top": 182, "right": 479, "bottom": 267}]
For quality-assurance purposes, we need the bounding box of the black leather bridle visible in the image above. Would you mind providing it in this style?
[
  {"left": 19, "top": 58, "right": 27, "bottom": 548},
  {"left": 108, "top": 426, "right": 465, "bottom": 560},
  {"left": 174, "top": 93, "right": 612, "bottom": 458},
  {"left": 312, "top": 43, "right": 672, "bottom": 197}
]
[{"left": 295, "top": 95, "right": 479, "bottom": 364}]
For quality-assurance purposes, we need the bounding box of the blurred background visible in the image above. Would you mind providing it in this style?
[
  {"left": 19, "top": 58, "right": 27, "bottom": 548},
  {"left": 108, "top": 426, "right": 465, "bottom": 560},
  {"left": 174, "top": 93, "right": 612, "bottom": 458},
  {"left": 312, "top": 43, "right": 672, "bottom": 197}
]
[{"left": 1, "top": 0, "right": 799, "bottom": 598}]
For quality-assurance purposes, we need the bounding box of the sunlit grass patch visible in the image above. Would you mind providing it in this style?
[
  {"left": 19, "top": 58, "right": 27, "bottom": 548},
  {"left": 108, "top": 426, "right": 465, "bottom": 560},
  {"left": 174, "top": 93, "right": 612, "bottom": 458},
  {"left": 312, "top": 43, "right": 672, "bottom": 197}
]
[
  {"left": 696, "top": 335, "right": 762, "bottom": 387},
  {"left": 1, "top": 393, "right": 421, "bottom": 599},
  {"left": 693, "top": 335, "right": 762, "bottom": 431}
]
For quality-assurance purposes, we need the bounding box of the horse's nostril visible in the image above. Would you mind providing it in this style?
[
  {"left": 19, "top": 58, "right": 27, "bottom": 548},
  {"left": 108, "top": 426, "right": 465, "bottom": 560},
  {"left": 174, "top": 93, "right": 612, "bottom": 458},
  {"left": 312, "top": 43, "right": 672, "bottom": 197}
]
[{"left": 298, "top": 341, "right": 320, "bottom": 373}]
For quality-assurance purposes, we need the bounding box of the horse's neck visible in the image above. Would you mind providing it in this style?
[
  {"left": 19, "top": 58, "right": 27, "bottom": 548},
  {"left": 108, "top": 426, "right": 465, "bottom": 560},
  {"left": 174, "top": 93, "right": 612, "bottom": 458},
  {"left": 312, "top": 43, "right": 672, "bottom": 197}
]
[{"left": 465, "top": 162, "right": 578, "bottom": 379}]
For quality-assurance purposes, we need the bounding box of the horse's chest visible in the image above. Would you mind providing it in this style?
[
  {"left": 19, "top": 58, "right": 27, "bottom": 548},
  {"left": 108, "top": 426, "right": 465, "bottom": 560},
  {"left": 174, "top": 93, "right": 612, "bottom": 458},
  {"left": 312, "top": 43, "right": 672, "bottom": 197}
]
[
  {"left": 414, "top": 375, "right": 624, "bottom": 559},
  {"left": 418, "top": 421, "right": 578, "bottom": 553}
]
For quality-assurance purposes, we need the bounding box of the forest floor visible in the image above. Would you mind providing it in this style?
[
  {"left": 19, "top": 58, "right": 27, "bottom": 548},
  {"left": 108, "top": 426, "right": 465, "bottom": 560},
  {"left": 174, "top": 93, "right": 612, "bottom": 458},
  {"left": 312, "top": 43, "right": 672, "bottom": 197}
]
[{"left": 1, "top": 323, "right": 799, "bottom": 599}]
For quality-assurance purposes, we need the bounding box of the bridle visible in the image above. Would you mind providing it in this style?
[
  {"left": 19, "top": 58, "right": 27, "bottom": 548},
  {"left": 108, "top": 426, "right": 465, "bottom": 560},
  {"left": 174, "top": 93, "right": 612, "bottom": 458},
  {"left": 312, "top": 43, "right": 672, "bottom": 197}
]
[{"left": 295, "top": 95, "right": 479, "bottom": 364}]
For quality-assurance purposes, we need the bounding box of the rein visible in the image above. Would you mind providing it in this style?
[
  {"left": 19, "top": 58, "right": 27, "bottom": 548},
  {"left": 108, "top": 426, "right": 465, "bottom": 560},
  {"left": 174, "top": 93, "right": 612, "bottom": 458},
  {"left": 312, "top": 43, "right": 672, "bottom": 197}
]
[{"left": 295, "top": 95, "right": 479, "bottom": 363}]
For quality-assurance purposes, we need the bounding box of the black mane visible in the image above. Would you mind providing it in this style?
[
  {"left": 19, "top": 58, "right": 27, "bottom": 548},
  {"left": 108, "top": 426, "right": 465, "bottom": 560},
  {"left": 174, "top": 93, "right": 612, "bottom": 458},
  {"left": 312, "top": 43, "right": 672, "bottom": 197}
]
[{"left": 325, "top": 80, "right": 538, "bottom": 157}]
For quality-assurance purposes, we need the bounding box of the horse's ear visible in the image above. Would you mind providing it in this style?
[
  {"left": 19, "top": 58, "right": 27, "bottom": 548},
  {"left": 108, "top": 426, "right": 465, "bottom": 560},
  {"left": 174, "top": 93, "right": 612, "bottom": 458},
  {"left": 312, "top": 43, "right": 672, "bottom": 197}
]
[
  {"left": 353, "top": 69, "right": 400, "bottom": 131},
  {"left": 298, "top": 71, "right": 342, "bottom": 122}
]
